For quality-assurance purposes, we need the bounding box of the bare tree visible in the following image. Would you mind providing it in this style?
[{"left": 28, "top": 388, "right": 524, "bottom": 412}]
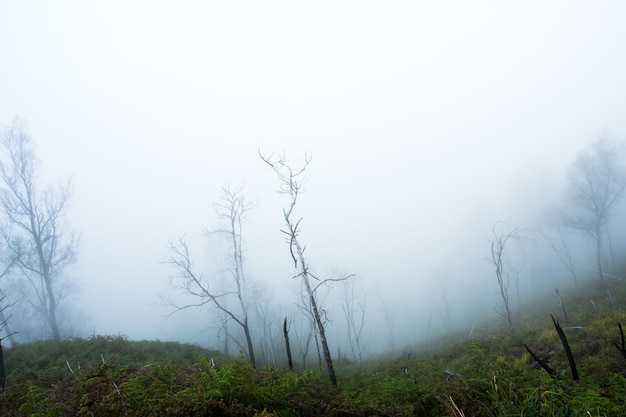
[
  {"left": 210, "top": 186, "right": 257, "bottom": 367},
  {"left": 250, "top": 280, "right": 280, "bottom": 365},
  {"left": 341, "top": 279, "right": 368, "bottom": 367},
  {"left": 564, "top": 137, "right": 626, "bottom": 288},
  {"left": 164, "top": 186, "right": 257, "bottom": 367},
  {"left": 293, "top": 306, "right": 315, "bottom": 369},
  {"left": 540, "top": 215, "right": 579, "bottom": 287},
  {"left": 261, "top": 152, "right": 350, "bottom": 385},
  {"left": 0, "top": 119, "right": 78, "bottom": 340},
  {"left": 430, "top": 271, "right": 453, "bottom": 334},
  {"left": 378, "top": 295, "right": 396, "bottom": 352},
  {"left": 486, "top": 223, "right": 523, "bottom": 333}
]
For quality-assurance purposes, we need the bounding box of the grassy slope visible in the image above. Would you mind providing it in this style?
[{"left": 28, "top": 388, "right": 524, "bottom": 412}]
[{"left": 2, "top": 277, "right": 626, "bottom": 416}]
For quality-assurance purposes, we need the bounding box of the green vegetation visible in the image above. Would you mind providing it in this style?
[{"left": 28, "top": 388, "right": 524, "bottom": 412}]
[{"left": 3, "top": 278, "right": 626, "bottom": 416}]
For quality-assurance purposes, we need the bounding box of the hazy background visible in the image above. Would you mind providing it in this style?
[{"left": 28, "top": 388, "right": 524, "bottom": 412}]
[{"left": 1, "top": 2, "right": 626, "bottom": 352}]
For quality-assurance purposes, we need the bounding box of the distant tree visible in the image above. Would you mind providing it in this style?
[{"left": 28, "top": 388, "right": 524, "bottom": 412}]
[
  {"left": 293, "top": 299, "right": 315, "bottom": 369},
  {"left": 430, "top": 271, "right": 453, "bottom": 333},
  {"left": 486, "top": 223, "right": 523, "bottom": 333},
  {"left": 0, "top": 119, "right": 78, "bottom": 340},
  {"left": 250, "top": 280, "right": 280, "bottom": 365},
  {"left": 164, "top": 186, "right": 257, "bottom": 368},
  {"left": 564, "top": 137, "right": 626, "bottom": 287},
  {"left": 261, "top": 152, "right": 350, "bottom": 385},
  {"left": 341, "top": 278, "right": 368, "bottom": 367},
  {"left": 540, "top": 213, "right": 579, "bottom": 287},
  {"left": 378, "top": 295, "right": 396, "bottom": 352}
]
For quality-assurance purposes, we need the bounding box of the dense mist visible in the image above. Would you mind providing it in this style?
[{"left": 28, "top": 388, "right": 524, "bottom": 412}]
[{"left": 1, "top": 2, "right": 626, "bottom": 367}]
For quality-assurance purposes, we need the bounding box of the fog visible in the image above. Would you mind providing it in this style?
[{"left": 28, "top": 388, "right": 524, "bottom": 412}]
[{"left": 1, "top": 2, "right": 626, "bottom": 358}]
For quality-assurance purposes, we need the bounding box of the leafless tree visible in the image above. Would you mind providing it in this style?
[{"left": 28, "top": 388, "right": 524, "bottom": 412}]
[
  {"left": 341, "top": 279, "right": 369, "bottom": 367},
  {"left": 430, "top": 271, "right": 453, "bottom": 334},
  {"left": 250, "top": 281, "right": 280, "bottom": 365},
  {"left": 378, "top": 295, "right": 396, "bottom": 352},
  {"left": 164, "top": 186, "right": 257, "bottom": 367},
  {"left": 540, "top": 215, "right": 579, "bottom": 286},
  {"left": 564, "top": 137, "right": 626, "bottom": 287},
  {"left": 293, "top": 307, "right": 315, "bottom": 369},
  {"left": 261, "top": 152, "right": 350, "bottom": 385},
  {"left": 0, "top": 119, "right": 78, "bottom": 340},
  {"left": 486, "top": 223, "right": 523, "bottom": 333},
  {"left": 210, "top": 186, "right": 257, "bottom": 366}
]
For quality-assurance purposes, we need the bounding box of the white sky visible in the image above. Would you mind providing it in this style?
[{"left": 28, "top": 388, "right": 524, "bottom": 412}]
[{"left": 1, "top": 2, "right": 626, "bottom": 344}]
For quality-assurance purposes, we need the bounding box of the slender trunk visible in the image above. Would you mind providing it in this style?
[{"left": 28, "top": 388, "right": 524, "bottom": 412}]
[
  {"left": 262, "top": 154, "right": 337, "bottom": 384},
  {"left": 283, "top": 317, "right": 293, "bottom": 370},
  {"left": 307, "top": 284, "right": 336, "bottom": 384},
  {"left": 596, "top": 222, "right": 605, "bottom": 288},
  {"left": 293, "top": 232, "right": 337, "bottom": 384},
  {"left": 294, "top": 249, "right": 337, "bottom": 385},
  {"left": 224, "top": 321, "right": 229, "bottom": 355},
  {"left": 313, "top": 330, "right": 322, "bottom": 370},
  {"left": 243, "top": 320, "right": 256, "bottom": 368},
  {"left": 40, "top": 265, "right": 60, "bottom": 340},
  {"left": 606, "top": 226, "right": 616, "bottom": 272},
  {"left": 230, "top": 207, "right": 255, "bottom": 368},
  {"left": 34, "top": 227, "right": 60, "bottom": 340}
]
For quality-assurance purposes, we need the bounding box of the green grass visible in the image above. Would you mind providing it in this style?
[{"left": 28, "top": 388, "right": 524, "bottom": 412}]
[{"left": 3, "top": 277, "right": 626, "bottom": 416}]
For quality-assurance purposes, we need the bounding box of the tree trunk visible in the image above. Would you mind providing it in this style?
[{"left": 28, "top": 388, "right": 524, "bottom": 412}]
[
  {"left": 307, "top": 288, "right": 336, "bottom": 384},
  {"left": 595, "top": 221, "right": 605, "bottom": 288},
  {"left": 261, "top": 153, "right": 338, "bottom": 385},
  {"left": 35, "top": 228, "right": 61, "bottom": 340},
  {"left": 243, "top": 320, "right": 256, "bottom": 368},
  {"left": 44, "top": 272, "right": 61, "bottom": 340},
  {"left": 224, "top": 321, "right": 229, "bottom": 355},
  {"left": 283, "top": 317, "right": 293, "bottom": 370}
]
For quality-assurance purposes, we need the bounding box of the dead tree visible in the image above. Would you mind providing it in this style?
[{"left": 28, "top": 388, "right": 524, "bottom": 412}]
[
  {"left": 252, "top": 281, "right": 278, "bottom": 365},
  {"left": 209, "top": 186, "right": 257, "bottom": 367},
  {"left": 486, "top": 223, "right": 523, "bottom": 333},
  {"left": 524, "top": 343, "right": 557, "bottom": 379},
  {"left": 612, "top": 322, "right": 626, "bottom": 360},
  {"left": 261, "top": 152, "right": 350, "bottom": 385},
  {"left": 295, "top": 286, "right": 319, "bottom": 370},
  {"left": 283, "top": 317, "right": 293, "bottom": 370},
  {"left": 342, "top": 279, "right": 369, "bottom": 367},
  {"left": 164, "top": 186, "right": 257, "bottom": 367},
  {"left": 552, "top": 315, "right": 579, "bottom": 381},
  {"left": 541, "top": 219, "right": 579, "bottom": 286},
  {"left": 164, "top": 236, "right": 256, "bottom": 367}
]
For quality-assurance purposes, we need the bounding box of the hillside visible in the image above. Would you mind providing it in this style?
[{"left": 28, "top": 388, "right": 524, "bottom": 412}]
[{"left": 2, "top": 277, "right": 626, "bottom": 416}]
